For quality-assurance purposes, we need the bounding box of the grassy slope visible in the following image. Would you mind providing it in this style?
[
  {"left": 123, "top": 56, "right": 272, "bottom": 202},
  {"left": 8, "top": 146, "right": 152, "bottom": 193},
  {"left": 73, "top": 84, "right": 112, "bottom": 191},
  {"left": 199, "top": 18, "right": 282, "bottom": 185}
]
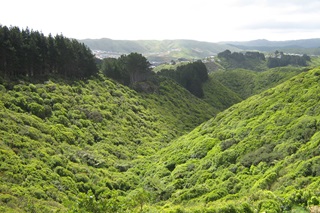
[
  {"left": 0, "top": 74, "right": 217, "bottom": 212},
  {"left": 141, "top": 67, "right": 320, "bottom": 212}
]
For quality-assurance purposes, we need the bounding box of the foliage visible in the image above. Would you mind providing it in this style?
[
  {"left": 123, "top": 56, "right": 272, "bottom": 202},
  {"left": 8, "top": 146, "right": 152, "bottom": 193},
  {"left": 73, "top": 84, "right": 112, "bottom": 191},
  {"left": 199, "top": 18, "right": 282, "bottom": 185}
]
[
  {"left": 202, "top": 75, "right": 242, "bottom": 111},
  {"left": 101, "top": 52, "right": 152, "bottom": 86},
  {"left": 267, "top": 51, "right": 311, "bottom": 68},
  {"left": 0, "top": 25, "right": 98, "bottom": 78},
  {"left": 2, "top": 24, "right": 320, "bottom": 212},
  {"left": 0, "top": 71, "right": 217, "bottom": 212},
  {"left": 211, "top": 67, "right": 304, "bottom": 99},
  {"left": 137, "top": 67, "right": 320, "bottom": 211},
  {"left": 217, "top": 50, "right": 267, "bottom": 71}
]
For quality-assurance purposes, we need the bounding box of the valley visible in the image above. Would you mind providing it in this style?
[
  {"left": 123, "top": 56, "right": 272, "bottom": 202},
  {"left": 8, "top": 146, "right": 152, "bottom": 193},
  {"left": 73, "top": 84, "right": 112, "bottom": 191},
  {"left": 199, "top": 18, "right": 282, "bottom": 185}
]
[{"left": 1, "top": 25, "right": 320, "bottom": 212}]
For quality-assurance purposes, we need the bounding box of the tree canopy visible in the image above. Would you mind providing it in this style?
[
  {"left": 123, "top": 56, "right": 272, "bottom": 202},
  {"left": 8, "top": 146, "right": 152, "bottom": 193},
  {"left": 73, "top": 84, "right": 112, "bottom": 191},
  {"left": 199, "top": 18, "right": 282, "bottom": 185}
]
[
  {"left": 101, "top": 52, "right": 152, "bottom": 86},
  {"left": 0, "top": 25, "right": 98, "bottom": 79},
  {"left": 267, "top": 51, "right": 311, "bottom": 68},
  {"left": 217, "top": 50, "right": 267, "bottom": 71}
]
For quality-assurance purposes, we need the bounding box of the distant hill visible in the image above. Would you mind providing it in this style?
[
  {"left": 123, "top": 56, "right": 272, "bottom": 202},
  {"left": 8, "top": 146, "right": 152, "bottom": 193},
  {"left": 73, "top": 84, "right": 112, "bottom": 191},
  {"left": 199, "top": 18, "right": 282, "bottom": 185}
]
[
  {"left": 226, "top": 38, "right": 320, "bottom": 48},
  {"left": 224, "top": 38, "right": 320, "bottom": 54},
  {"left": 80, "top": 38, "right": 241, "bottom": 62}
]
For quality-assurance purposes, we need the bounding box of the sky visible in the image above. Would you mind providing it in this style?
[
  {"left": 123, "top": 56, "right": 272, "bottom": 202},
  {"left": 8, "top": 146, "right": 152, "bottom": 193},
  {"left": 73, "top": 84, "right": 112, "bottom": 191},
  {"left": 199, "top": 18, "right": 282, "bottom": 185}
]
[{"left": 1, "top": 0, "right": 320, "bottom": 42}]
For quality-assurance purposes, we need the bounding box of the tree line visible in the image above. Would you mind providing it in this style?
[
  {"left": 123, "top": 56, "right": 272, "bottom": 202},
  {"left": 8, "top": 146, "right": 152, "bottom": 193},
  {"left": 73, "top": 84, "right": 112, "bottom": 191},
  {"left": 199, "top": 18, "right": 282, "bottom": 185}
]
[
  {"left": 0, "top": 25, "right": 98, "bottom": 79},
  {"left": 101, "top": 55, "right": 208, "bottom": 97},
  {"left": 218, "top": 49, "right": 311, "bottom": 69},
  {"left": 267, "top": 51, "right": 311, "bottom": 68},
  {"left": 218, "top": 50, "right": 266, "bottom": 62}
]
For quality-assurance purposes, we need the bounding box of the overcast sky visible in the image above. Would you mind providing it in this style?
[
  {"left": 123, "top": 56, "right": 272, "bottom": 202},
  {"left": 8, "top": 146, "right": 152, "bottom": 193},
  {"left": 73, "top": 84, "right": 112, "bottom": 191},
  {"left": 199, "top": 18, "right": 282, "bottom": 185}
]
[{"left": 1, "top": 0, "right": 320, "bottom": 42}]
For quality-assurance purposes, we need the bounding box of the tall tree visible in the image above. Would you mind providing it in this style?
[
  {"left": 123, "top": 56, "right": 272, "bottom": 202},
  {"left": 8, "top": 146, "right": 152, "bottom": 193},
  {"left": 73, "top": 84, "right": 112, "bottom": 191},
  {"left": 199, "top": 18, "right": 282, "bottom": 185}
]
[
  {"left": 0, "top": 25, "right": 98, "bottom": 78},
  {"left": 123, "top": 52, "right": 151, "bottom": 85}
]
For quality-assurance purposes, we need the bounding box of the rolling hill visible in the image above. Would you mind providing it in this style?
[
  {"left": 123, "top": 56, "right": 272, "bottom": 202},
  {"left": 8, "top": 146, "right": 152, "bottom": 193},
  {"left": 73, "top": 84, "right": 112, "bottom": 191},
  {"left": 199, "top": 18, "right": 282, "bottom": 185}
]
[
  {"left": 80, "top": 39, "right": 241, "bottom": 62},
  {"left": 81, "top": 38, "right": 320, "bottom": 64},
  {"left": 224, "top": 38, "right": 320, "bottom": 55}
]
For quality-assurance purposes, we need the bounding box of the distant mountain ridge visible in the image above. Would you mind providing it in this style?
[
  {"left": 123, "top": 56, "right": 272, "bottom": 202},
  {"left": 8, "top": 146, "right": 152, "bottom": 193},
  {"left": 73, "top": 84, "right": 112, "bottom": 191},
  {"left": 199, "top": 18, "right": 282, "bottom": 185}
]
[
  {"left": 224, "top": 38, "right": 320, "bottom": 54},
  {"left": 225, "top": 38, "right": 320, "bottom": 48},
  {"left": 80, "top": 38, "right": 320, "bottom": 62}
]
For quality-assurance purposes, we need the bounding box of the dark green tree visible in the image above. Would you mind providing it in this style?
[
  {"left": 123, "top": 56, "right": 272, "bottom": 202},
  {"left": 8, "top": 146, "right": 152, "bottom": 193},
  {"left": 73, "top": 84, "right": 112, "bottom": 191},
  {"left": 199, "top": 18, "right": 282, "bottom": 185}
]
[
  {"left": 122, "top": 52, "right": 151, "bottom": 85},
  {"left": 0, "top": 25, "right": 98, "bottom": 78},
  {"left": 101, "top": 52, "right": 152, "bottom": 86},
  {"left": 158, "top": 60, "right": 208, "bottom": 98},
  {"left": 101, "top": 58, "right": 123, "bottom": 81}
]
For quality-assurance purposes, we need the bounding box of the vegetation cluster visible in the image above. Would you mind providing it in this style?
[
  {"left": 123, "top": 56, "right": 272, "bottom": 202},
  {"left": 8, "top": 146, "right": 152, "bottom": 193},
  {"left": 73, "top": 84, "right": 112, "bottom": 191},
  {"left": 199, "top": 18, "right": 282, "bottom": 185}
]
[
  {"left": 157, "top": 60, "right": 209, "bottom": 97},
  {"left": 0, "top": 25, "right": 97, "bottom": 78},
  {"left": 0, "top": 72, "right": 218, "bottom": 212},
  {"left": 267, "top": 51, "right": 311, "bottom": 68},
  {"left": 217, "top": 49, "right": 311, "bottom": 71},
  {"left": 139, "top": 67, "right": 320, "bottom": 212},
  {"left": 217, "top": 50, "right": 267, "bottom": 71},
  {"left": 101, "top": 53, "right": 153, "bottom": 87}
]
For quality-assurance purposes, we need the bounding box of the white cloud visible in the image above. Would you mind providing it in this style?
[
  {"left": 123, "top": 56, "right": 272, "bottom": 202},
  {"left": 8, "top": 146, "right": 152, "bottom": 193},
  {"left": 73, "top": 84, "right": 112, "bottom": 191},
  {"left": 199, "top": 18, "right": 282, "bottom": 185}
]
[{"left": 1, "top": 0, "right": 320, "bottom": 42}]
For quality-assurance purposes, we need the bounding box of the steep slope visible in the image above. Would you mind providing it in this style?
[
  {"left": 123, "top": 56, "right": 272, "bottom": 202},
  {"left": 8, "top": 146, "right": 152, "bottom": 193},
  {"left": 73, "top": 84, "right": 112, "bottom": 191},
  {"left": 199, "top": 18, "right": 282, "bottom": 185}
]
[
  {"left": 202, "top": 75, "right": 242, "bottom": 111},
  {"left": 0, "top": 75, "right": 217, "bottom": 212},
  {"left": 141, "top": 67, "right": 320, "bottom": 212}
]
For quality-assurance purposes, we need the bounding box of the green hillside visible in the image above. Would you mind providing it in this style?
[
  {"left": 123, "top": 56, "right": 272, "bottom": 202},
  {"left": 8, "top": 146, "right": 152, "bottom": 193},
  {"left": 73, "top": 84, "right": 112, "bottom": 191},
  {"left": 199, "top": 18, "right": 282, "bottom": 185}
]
[
  {"left": 212, "top": 67, "right": 305, "bottom": 99},
  {"left": 202, "top": 75, "right": 242, "bottom": 111},
  {"left": 140, "top": 67, "right": 320, "bottom": 212},
  {"left": 0, "top": 75, "right": 217, "bottom": 212}
]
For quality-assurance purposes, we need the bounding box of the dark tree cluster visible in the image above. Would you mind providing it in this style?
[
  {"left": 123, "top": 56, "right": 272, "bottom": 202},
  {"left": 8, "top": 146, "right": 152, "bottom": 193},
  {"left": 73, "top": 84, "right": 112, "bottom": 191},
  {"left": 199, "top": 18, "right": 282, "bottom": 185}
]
[
  {"left": 218, "top": 50, "right": 265, "bottom": 62},
  {"left": 101, "top": 52, "right": 152, "bottom": 86},
  {"left": 0, "top": 25, "right": 98, "bottom": 78},
  {"left": 158, "top": 60, "right": 208, "bottom": 98},
  {"left": 267, "top": 51, "right": 311, "bottom": 68}
]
